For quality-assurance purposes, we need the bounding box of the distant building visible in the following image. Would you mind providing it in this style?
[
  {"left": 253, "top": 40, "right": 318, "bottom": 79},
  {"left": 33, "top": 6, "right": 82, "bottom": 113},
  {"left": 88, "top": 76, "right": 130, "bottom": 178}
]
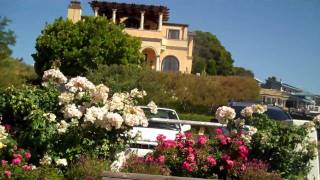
[
  {"left": 260, "top": 88, "right": 289, "bottom": 108},
  {"left": 67, "top": 1, "right": 194, "bottom": 73}
]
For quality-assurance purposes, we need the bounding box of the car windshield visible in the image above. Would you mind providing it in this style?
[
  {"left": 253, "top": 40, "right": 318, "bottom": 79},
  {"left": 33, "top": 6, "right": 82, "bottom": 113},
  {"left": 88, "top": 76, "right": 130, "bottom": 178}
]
[
  {"left": 141, "top": 108, "right": 180, "bottom": 131},
  {"left": 231, "top": 105, "right": 291, "bottom": 121}
]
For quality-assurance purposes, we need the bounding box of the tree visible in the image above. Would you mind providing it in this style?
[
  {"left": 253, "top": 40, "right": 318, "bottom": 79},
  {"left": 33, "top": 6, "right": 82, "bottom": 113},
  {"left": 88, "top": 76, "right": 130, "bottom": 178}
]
[
  {"left": 32, "top": 17, "right": 143, "bottom": 77},
  {"left": 0, "top": 17, "right": 16, "bottom": 60},
  {"left": 192, "top": 31, "right": 234, "bottom": 75},
  {"left": 232, "top": 67, "right": 254, "bottom": 77},
  {"left": 192, "top": 31, "right": 254, "bottom": 77},
  {"left": 263, "top": 76, "right": 281, "bottom": 89}
]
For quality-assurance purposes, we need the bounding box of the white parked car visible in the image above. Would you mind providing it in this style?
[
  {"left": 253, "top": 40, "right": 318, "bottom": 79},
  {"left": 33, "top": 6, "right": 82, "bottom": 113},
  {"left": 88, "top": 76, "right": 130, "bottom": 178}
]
[{"left": 129, "top": 106, "right": 191, "bottom": 156}]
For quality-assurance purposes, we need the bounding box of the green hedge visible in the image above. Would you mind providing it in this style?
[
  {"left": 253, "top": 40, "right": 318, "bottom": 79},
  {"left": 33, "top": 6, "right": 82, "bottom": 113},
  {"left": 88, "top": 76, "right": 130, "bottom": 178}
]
[
  {"left": 179, "top": 113, "right": 213, "bottom": 122},
  {"left": 87, "top": 65, "right": 260, "bottom": 114}
]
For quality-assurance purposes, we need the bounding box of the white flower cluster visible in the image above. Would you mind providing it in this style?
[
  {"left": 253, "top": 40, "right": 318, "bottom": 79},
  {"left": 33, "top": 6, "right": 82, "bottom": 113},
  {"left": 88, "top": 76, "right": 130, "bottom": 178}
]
[
  {"left": 241, "top": 106, "right": 254, "bottom": 118},
  {"left": 55, "top": 158, "right": 68, "bottom": 166},
  {"left": 251, "top": 104, "right": 267, "bottom": 114},
  {"left": 123, "top": 106, "right": 148, "bottom": 127},
  {"left": 147, "top": 101, "right": 158, "bottom": 114},
  {"left": 130, "top": 88, "right": 147, "bottom": 98},
  {"left": 56, "top": 120, "right": 70, "bottom": 134},
  {"left": 63, "top": 104, "right": 83, "bottom": 119},
  {"left": 43, "top": 113, "right": 56, "bottom": 122},
  {"left": 65, "top": 76, "right": 95, "bottom": 93},
  {"left": 42, "top": 69, "right": 67, "bottom": 87},
  {"left": 41, "top": 68, "right": 150, "bottom": 135},
  {"left": 109, "top": 93, "right": 128, "bottom": 111},
  {"left": 40, "top": 154, "right": 52, "bottom": 166},
  {"left": 0, "top": 125, "right": 8, "bottom": 149},
  {"left": 91, "top": 84, "right": 109, "bottom": 104},
  {"left": 215, "top": 106, "right": 236, "bottom": 124},
  {"left": 241, "top": 126, "right": 258, "bottom": 143},
  {"left": 58, "top": 92, "right": 74, "bottom": 105},
  {"left": 84, "top": 106, "right": 105, "bottom": 124}
]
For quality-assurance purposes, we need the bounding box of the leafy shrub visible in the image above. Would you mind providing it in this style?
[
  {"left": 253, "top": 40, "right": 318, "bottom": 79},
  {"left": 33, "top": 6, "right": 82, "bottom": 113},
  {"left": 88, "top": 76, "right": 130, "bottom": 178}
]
[
  {"left": 241, "top": 159, "right": 281, "bottom": 180},
  {"left": 247, "top": 114, "right": 316, "bottom": 178},
  {"left": 121, "top": 155, "right": 170, "bottom": 176},
  {"left": 87, "top": 65, "right": 260, "bottom": 114},
  {"left": 65, "top": 155, "right": 110, "bottom": 180},
  {"left": 0, "top": 68, "right": 151, "bottom": 169},
  {"left": 0, "top": 57, "right": 36, "bottom": 90},
  {"left": 32, "top": 17, "right": 143, "bottom": 77}
]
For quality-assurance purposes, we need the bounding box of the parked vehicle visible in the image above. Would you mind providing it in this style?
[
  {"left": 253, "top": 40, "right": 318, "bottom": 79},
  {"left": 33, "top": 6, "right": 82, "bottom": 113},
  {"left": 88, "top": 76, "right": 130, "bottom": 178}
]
[
  {"left": 129, "top": 107, "right": 191, "bottom": 156},
  {"left": 228, "top": 102, "right": 293, "bottom": 122}
]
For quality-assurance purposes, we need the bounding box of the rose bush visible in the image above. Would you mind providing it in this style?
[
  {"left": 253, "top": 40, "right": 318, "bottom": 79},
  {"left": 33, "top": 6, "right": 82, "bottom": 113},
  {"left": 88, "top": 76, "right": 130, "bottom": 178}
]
[
  {"left": 0, "top": 68, "right": 153, "bottom": 169},
  {"left": 123, "top": 104, "right": 315, "bottom": 179}
]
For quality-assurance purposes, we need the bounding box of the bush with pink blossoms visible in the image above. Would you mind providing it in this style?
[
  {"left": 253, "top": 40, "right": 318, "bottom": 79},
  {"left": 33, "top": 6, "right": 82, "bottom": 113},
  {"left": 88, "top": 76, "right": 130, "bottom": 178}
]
[{"left": 142, "top": 131, "right": 255, "bottom": 179}]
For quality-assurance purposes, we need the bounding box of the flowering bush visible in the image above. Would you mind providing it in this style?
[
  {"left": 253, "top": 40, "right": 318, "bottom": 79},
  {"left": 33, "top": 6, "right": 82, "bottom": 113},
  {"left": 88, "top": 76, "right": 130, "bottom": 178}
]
[
  {"left": 0, "top": 68, "right": 153, "bottom": 168},
  {"left": 124, "top": 104, "right": 314, "bottom": 179},
  {"left": 141, "top": 131, "right": 256, "bottom": 179}
]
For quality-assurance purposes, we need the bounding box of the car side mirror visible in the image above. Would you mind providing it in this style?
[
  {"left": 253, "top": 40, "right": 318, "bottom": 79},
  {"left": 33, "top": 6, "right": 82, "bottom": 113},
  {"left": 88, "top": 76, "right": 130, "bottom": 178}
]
[{"left": 181, "top": 124, "right": 191, "bottom": 132}]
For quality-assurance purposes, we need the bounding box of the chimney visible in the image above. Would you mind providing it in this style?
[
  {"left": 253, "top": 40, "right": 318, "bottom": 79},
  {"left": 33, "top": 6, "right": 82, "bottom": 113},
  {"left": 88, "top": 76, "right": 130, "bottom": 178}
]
[{"left": 67, "top": 1, "right": 82, "bottom": 23}]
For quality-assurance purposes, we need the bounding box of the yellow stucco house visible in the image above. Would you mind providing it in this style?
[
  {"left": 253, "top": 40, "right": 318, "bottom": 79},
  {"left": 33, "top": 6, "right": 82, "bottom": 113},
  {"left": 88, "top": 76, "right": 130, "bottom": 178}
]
[{"left": 67, "top": 1, "right": 194, "bottom": 73}]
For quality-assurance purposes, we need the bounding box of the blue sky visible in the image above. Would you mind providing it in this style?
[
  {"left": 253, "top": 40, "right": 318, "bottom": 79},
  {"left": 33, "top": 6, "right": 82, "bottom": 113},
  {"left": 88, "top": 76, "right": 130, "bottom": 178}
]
[{"left": 1, "top": 0, "right": 319, "bottom": 94}]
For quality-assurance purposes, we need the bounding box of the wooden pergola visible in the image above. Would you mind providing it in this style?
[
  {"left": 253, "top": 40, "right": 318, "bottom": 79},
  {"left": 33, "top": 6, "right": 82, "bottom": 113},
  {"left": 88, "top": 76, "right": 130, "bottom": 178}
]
[{"left": 90, "top": 1, "right": 170, "bottom": 22}]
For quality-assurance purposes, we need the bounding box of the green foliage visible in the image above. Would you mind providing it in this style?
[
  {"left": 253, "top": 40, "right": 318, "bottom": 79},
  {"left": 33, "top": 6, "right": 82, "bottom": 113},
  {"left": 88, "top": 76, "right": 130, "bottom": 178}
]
[
  {"left": 0, "top": 17, "right": 16, "bottom": 60},
  {"left": 192, "top": 31, "right": 233, "bottom": 75},
  {"left": 262, "top": 76, "right": 281, "bottom": 89},
  {"left": 247, "top": 114, "right": 316, "bottom": 178},
  {"left": 32, "top": 17, "right": 143, "bottom": 77},
  {"left": 0, "top": 57, "right": 36, "bottom": 90},
  {"left": 0, "top": 86, "right": 60, "bottom": 163},
  {"left": 24, "top": 167, "right": 63, "bottom": 180},
  {"left": 87, "top": 65, "right": 260, "bottom": 114},
  {"left": 122, "top": 155, "right": 171, "bottom": 176},
  {"left": 179, "top": 113, "right": 212, "bottom": 122},
  {"left": 232, "top": 67, "right": 254, "bottom": 77},
  {"left": 192, "top": 31, "right": 253, "bottom": 77},
  {"left": 65, "top": 156, "right": 110, "bottom": 180}
]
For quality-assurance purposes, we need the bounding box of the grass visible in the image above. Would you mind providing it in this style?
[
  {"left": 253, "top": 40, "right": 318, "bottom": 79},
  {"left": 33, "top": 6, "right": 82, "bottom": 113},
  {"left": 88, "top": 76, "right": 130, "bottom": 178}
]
[{"left": 179, "top": 113, "right": 213, "bottom": 122}]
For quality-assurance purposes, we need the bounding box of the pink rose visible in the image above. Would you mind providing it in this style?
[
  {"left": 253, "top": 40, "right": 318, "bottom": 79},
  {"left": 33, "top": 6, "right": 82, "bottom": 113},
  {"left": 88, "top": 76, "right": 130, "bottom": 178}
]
[
  {"left": 157, "top": 155, "right": 165, "bottom": 163},
  {"left": 185, "top": 132, "right": 193, "bottom": 139},
  {"left": 185, "top": 139, "right": 194, "bottom": 147},
  {"left": 156, "top": 134, "right": 166, "bottom": 142},
  {"left": 12, "top": 158, "right": 22, "bottom": 165},
  {"left": 238, "top": 145, "right": 249, "bottom": 159},
  {"left": 226, "top": 160, "right": 235, "bottom": 169},
  {"left": 198, "top": 135, "right": 208, "bottom": 145},
  {"left": 234, "top": 140, "right": 243, "bottom": 146},
  {"left": 217, "top": 135, "right": 228, "bottom": 145},
  {"left": 207, "top": 156, "right": 217, "bottom": 167},
  {"left": 4, "top": 170, "right": 11, "bottom": 178},
  {"left": 25, "top": 152, "right": 31, "bottom": 159},
  {"left": 187, "top": 154, "right": 195, "bottom": 162},
  {"left": 215, "top": 128, "right": 223, "bottom": 135},
  {"left": 175, "top": 132, "right": 184, "bottom": 141},
  {"left": 22, "top": 164, "right": 32, "bottom": 171},
  {"left": 1, "top": 160, "right": 7, "bottom": 167},
  {"left": 182, "top": 161, "right": 196, "bottom": 172},
  {"left": 163, "top": 140, "right": 176, "bottom": 148},
  {"left": 221, "top": 154, "right": 230, "bottom": 161},
  {"left": 13, "top": 154, "right": 23, "bottom": 160},
  {"left": 145, "top": 154, "right": 154, "bottom": 163}
]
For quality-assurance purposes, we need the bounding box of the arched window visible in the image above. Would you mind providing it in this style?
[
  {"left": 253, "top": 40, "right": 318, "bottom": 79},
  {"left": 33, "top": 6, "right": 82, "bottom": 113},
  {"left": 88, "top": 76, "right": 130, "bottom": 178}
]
[{"left": 162, "top": 56, "right": 179, "bottom": 72}]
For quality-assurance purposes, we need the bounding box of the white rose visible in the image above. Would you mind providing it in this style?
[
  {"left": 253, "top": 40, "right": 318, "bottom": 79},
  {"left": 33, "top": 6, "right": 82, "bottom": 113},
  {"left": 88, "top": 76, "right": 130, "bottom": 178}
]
[
  {"left": 147, "top": 101, "right": 158, "bottom": 114},
  {"left": 55, "top": 158, "right": 68, "bottom": 166}
]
